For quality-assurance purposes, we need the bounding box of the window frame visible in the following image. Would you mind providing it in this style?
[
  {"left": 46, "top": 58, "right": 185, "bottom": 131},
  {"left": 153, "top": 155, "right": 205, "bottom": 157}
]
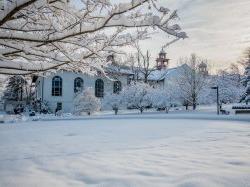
[
  {"left": 95, "top": 79, "right": 104, "bottom": 98},
  {"left": 52, "top": 76, "right": 62, "bottom": 96},
  {"left": 74, "top": 77, "right": 84, "bottom": 93},
  {"left": 113, "top": 81, "right": 122, "bottom": 94}
]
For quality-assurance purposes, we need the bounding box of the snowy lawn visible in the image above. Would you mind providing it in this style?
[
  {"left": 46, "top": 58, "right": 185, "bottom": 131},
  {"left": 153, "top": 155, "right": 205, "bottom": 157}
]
[{"left": 0, "top": 116, "right": 250, "bottom": 187}]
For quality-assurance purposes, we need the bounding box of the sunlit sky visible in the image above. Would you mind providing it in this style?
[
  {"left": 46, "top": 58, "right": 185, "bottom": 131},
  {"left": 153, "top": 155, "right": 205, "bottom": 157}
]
[
  {"left": 77, "top": 0, "right": 250, "bottom": 71},
  {"left": 138, "top": 0, "right": 250, "bottom": 71}
]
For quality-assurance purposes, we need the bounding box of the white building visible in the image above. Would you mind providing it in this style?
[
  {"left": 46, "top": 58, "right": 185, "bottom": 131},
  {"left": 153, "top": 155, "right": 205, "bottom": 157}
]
[{"left": 35, "top": 64, "right": 133, "bottom": 113}]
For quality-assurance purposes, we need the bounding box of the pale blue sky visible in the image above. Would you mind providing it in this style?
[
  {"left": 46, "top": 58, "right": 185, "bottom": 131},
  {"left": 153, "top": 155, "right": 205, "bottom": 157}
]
[
  {"left": 76, "top": 0, "right": 250, "bottom": 71},
  {"left": 140, "top": 0, "right": 250, "bottom": 70}
]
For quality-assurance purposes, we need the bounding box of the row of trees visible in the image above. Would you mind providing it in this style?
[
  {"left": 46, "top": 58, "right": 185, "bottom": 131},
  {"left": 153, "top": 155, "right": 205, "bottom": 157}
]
[
  {"left": 73, "top": 73, "right": 245, "bottom": 116},
  {"left": 73, "top": 82, "right": 175, "bottom": 115}
]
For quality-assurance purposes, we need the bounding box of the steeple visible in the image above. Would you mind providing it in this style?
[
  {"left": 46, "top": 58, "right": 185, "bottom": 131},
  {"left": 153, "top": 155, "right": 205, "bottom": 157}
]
[
  {"left": 198, "top": 62, "right": 208, "bottom": 76},
  {"left": 156, "top": 48, "right": 169, "bottom": 70}
]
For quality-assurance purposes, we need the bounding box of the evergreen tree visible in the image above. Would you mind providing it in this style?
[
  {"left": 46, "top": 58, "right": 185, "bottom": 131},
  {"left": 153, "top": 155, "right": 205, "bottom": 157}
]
[
  {"left": 3, "top": 76, "right": 27, "bottom": 101},
  {"left": 240, "top": 48, "right": 250, "bottom": 104},
  {"left": 242, "top": 65, "right": 250, "bottom": 104}
]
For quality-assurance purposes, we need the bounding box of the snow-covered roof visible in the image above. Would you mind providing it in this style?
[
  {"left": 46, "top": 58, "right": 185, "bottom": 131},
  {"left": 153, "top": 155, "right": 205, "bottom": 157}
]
[
  {"left": 105, "top": 64, "right": 134, "bottom": 75},
  {"left": 147, "top": 68, "right": 177, "bottom": 81},
  {"left": 145, "top": 64, "right": 189, "bottom": 81}
]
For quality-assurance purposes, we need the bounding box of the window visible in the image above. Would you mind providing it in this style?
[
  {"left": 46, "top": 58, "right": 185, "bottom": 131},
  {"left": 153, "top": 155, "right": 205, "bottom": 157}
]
[
  {"left": 113, "top": 81, "right": 122, "bottom": 94},
  {"left": 52, "top": 76, "right": 62, "bottom": 96},
  {"left": 74, "top": 77, "right": 84, "bottom": 93},
  {"left": 56, "top": 102, "right": 62, "bottom": 111},
  {"left": 95, "top": 79, "right": 104, "bottom": 97}
]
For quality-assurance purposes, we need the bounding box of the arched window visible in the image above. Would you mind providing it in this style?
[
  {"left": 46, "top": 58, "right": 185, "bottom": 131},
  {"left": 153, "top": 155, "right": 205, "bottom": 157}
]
[
  {"left": 52, "top": 76, "right": 62, "bottom": 96},
  {"left": 74, "top": 77, "right": 84, "bottom": 93},
  {"left": 113, "top": 81, "right": 122, "bottom": 94},
  {"left": 95, "top": 79, "right": 104, "bottom": 97}
]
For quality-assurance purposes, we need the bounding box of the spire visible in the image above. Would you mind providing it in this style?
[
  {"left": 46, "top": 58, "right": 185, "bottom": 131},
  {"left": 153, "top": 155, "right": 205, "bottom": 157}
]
[
  {"left": 156, "top": 48, "right": 169, "bottom": 70},
  {"left": 160, "top": 48, "right": 166, "bottom": 54}
]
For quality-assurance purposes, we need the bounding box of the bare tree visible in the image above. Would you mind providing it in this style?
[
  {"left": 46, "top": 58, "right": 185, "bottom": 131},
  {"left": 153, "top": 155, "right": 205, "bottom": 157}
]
[
  {"left": 133, "top": 42, "right": 157, "bottom": 83},
  {"left": 0, "top": 0, "right": 187, "bottom": 75},
  {"left": 175, "top": 54, "right": 208, "bottom": 110}
]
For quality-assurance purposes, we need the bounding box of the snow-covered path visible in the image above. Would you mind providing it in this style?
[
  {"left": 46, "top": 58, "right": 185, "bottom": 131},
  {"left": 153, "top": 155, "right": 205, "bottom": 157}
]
[{"left": 0, "top": 118, "right": 250, "bottom": 187}]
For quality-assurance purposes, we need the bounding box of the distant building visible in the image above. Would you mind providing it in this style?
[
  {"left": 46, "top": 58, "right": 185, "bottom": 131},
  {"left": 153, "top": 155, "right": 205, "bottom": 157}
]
[
  {"left": 198, "top": 62, "right": 208, "bottom": 76},
  {"left": 156, "top": 48, "right": 170, "bottom": 70},
  {"left": 131, "top": 49, "right": 191, "bottom": 89}
]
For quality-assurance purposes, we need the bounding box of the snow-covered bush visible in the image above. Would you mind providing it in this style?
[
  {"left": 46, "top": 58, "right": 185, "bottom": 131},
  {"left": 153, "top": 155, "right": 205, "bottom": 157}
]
[
  {"left": 151, "top": 88, "right": 172, "bottom": 113},
  {"left": 32, "top": 100, "right": 51, "bottom": 114},
  {"left": 121, "top": 82, "right": 153, "bottom": 113},
  {"left": 103, "top": 93, "right": 122, "bottom": 115},
  {"left": 74, "top": 88, "right": 101, "bottom": 115}
]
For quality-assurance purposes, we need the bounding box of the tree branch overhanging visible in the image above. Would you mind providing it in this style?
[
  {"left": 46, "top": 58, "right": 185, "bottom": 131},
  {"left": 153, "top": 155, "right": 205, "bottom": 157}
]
[{"left": 0, "top": 0, "right": 187, "bottom": 75}]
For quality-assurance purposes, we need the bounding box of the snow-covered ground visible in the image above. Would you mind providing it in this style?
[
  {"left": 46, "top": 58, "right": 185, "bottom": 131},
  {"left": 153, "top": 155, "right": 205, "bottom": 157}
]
[{"left": 0, "top": 113, "right": 250, "bottom": 187}]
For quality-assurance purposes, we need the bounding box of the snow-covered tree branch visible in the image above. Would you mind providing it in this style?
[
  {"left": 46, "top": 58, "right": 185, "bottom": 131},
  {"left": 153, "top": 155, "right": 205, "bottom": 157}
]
[
  {"left": 175, "top": 54, "right": 208, "bottom": 110},
  {"left": 0, "top": 0, "right": 187, "bottom": 75}
]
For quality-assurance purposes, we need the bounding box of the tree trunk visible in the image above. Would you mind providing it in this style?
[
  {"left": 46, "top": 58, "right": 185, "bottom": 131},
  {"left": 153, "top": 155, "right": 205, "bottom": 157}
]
[
  {"left": 192, "top": 96, "right": 196, "bottom": 110},
  {"left": 193, "top": 103, "right": 196, "bottom": 110}
]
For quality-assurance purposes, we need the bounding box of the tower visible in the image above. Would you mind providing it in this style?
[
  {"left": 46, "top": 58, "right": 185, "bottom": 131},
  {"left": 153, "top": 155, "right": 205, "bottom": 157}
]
[
  {"left": 156, "top": 48, "right": 169, "bottom": 70},
  {"left": 198, "top": 62, "right": 208, "bottom": 76}
]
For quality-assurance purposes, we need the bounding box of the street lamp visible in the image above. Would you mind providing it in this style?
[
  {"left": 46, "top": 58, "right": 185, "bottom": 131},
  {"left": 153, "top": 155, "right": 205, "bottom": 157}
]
[{"left": 211, "top": 86, "right": 219, "bottom": 115}]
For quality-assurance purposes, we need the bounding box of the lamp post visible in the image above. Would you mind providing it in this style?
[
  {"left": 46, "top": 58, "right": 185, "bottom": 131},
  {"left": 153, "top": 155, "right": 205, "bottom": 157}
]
[{"left": 211, "top": 86, "right": 219, "bottom": 115}]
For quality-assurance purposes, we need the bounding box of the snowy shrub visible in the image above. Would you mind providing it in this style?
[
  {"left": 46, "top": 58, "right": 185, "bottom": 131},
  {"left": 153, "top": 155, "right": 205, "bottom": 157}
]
[
  {"left": 74, "top": 88, "right": 101, "bottom": 115},
  {"left": 121, "top": 82, "right": 153, "bottom": 113},
  {"left": 151, "top": 88, "right": 172, "bottom": 113},
  {"left": 103, "top": 93, "right": 122, "bottom": 115},
  {"left": 55, "top": 110, "right": 63, "bottom": 116},
  {"left": 32, "top": 100, "right": 51, "bottom": 114}
]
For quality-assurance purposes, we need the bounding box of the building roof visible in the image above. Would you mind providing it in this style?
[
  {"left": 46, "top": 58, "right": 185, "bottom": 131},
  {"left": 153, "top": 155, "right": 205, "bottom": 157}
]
[
  {"left": 138, "top": 64, "right": 189, "bottom": 81},
  {"left": 105, "top": 64, "right": 134, "bottom": 75}
]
